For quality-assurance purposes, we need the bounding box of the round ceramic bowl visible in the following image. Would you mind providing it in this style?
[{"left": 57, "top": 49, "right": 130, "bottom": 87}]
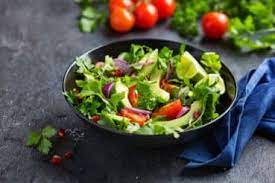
[{"left": 63, "top": 39, "right": 237, "bottom": 147}]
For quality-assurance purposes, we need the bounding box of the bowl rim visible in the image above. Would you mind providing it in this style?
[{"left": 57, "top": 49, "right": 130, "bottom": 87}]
[{"left": 62, "top": 38, "right": 238, "bottom": 138}]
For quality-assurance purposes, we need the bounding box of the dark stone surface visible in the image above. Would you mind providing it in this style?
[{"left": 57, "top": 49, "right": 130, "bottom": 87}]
[{"left": 0, "top": 0, "right": 274, "bottom": 182}]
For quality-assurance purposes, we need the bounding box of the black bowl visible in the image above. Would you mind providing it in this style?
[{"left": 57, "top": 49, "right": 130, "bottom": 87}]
[{"left": 63, "top": 39, "right": 237, "bottom": 147}]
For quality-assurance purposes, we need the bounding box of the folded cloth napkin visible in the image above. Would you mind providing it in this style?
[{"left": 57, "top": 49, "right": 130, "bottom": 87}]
[{"left": 181, "top": 58, "right": 275, "bottom": 169}]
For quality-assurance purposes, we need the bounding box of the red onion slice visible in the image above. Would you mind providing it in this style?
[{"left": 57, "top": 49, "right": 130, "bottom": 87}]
[
  {"left": 114, "top": 58, "right": 131, "bottom": 74},
  {"left": 125, "top": 107, "right": 152, "bottom": 115},
  {"left": 165, "top": 61, "right": 173, "bottom": 80},
  {"left": 176, "top": 106, "right": 190, "bottom": 118},
  {"left": 102, "top": 82, "right": 114, "bottom": 98}
]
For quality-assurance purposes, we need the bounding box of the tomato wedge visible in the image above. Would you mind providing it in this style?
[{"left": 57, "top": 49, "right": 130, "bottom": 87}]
[
  {"left": 128, "top": 85, "right": 139, "bottom": 107},
  {"left": 120, "top": 108, "right": 148, "bottom": 126},
  {"left": 153, "top": 99, "right": 182, "bottom": 120},
  {"left": 161, "top": 80, "right": 176, "bottom": 94}
]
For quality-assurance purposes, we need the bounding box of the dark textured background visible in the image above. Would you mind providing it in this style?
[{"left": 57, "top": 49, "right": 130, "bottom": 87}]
[{"left": 0, "top": 0, "right": 274, "bottom": 182}]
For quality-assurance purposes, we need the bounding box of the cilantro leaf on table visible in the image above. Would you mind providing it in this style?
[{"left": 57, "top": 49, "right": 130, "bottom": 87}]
[
  {"left": 26, "top": 126, "right": 57, "bottom": 155},
  {"left": 37, "top": 138, "right": 52, "bottom": 155},
  {"left": 27, "top": 132, "right": 41, "bottom": 146},
  {"left": 42, "top": 126, "right": 57, "bottom": 138}
]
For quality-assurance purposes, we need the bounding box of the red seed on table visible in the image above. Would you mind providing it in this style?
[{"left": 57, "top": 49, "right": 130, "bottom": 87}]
[
  {"left": 51, "top": 155, "right": 62, "bottom": 165},
  {"left": 58, "top": 129, "right": 65, "bottom": 138},
  {"left": 64, "top": 151, "right": 74, "bottom": 160},
  {"left": 193, "top": 111, "right": 201, "bottom": 120}
]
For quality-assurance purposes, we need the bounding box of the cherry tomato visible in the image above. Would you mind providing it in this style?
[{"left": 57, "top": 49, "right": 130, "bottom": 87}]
[
  {"left": 161, "top": 80, "right": 176, "bottom": 94},
  {"left": 120, "top": 108, "right": 148, "bottom": 126},
  {"left": 128, "top": 85, "right": 139, "bottom": 107},
  {"left": 134, "top": 2, "right": 159, "bottom": 29},
  {"left": 90, "top": 115, "right": 100, "bottom": 123},
  {"left": 153, "top": 99, "right": 182, "bottom": 120},
  {"left": 110, "top": 7, "right": 135, "bottom": 33},
  {"left": 201, "top": 12, "right": 229, "bottom": 39},
  {"left": 152, "top": 0, "right": 176, "bottom": 20},
  {"left": 109, "top": 0, "right": 134, "bottom": 12}
]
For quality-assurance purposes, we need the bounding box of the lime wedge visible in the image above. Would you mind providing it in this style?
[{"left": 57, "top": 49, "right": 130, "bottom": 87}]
[
  {"left": 208, "top": 74, "right": 226, "bottom": 94},
  {"left": 195, "top": 74, "right": 225, "bottom": 94},
  {"left": 176, "top": 51, "right": 207, "bottom": 81}
]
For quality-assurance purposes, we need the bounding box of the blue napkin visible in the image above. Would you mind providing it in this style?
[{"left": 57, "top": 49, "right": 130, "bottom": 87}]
[{"left": 181, "top": 58, "right": 275, "bottom": 169}]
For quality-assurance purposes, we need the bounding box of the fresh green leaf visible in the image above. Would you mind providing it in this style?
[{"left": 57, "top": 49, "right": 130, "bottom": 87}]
[
  {"left": 27, "top": 132, "right": 41, "bottom": 146},
  {"left": 158, "top": 47, "right": 173, "bottom": 70},
  {"left": 136, "top": 81, "right": 158, "bottom": 110},
  {"left": 37, "top": 138, "right": 52, "bottom": 155},
  {"left": 42, "top": 126, "right": 57, "bottom": 138},
  {"left": 200, "top": 52, "right": 222, "bottom": 73}
]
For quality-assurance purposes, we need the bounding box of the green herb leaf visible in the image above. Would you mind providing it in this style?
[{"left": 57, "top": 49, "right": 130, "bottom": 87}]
[
  {"left": 136, "top": 81, "right": 157, "bottom": 110},
  {"left": 158, "top": 47, "right": 173, "bottom": 70},
  {"left": 200, "top": 52, "right": 222, "bottom": 73},
  {"left": 42, "top": 126, "right": 57, "bottom": 138},
  {"left": 27, "top": 132, "right": 41, "bottom": 146},
  {"left": 37, "top": 138, "right": 52, "bottom": 155}
]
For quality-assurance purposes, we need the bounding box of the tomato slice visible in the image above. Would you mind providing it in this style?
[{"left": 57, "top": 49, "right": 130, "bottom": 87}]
[
  {"left": 128, "top": 85, "right": 139, "bottom": 107},
  {"left": 153, "top": 99, "right": 182, "bottom": 120},
  {"left": 161, "top": 80, "right": 176, "bottom": 94},
  {"left": 120, "top": 108, "right": 148, "bottom": 126}
]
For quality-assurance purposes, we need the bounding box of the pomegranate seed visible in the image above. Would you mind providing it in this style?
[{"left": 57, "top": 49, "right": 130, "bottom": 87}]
[
  {"left": 64, "top": 151, "right": 74, "bottom": 160},
  {"left": 51, "top": 155, "right": 62, "bottom": 165},
  {"left": 58, "top": 129, "right": 65, "bottom": 138},
  {"left": 193, "top": 111, "right": 201, "bottom": 120},
  {"left": 90, "top": 115, "right": 100, "bottom": 123}
]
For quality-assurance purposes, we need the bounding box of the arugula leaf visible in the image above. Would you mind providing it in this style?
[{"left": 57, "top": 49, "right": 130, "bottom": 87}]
[
  {"left": 37, "top": 138, "right": 52, "bottom": 155},
  {"left": 42, "top": 126, "right": 57, "bottom": 138},
  {"left": 27, "top": 132, "right": 41, "bottom": 146},
  {"left": 63, "top": 91, "right": 77, "bottom": 104},
  {"left": 136, "top": 81, "right": 158, "bottom": 110},
  {"left": 158, "top": 47, "right": 173, "bottom": 70},
  {"left": 109, "top": 92, "right": 125, "bottom": 111},
  {"left": 123, "top": 44, "right": 152, "bottom": 64},
  {"left": 200, "top": 52, "right": 222, "bottom": 73}
]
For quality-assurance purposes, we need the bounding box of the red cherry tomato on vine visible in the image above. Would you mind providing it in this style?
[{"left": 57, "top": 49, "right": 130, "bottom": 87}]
[
  {"left": 134, "top": 2, "right": 159, "bottom": 29},
  {"left": 109, "top": 0, "right": 134, "bottom": 12},
  {"left": 110, "top": 7, "right": 135, "bottom": 33},
  {"left": 201, "top": 12, "right": 229, "bottom": 39},
  {"left": 152, "top": 0, "right": 176, "bottom": 20}
]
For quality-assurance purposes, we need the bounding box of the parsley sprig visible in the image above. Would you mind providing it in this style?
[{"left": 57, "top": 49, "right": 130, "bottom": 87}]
[
  {"left": 27, "top": 126, "right": 57, "bottom": 155},
  {"left": 75, "top": 0, "right": 108, "bottom": 32}
]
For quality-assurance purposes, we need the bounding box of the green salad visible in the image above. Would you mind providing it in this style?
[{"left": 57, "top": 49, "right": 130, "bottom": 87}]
[{"left": 64, "top": 44, "right": 225, "bottom": 138}]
